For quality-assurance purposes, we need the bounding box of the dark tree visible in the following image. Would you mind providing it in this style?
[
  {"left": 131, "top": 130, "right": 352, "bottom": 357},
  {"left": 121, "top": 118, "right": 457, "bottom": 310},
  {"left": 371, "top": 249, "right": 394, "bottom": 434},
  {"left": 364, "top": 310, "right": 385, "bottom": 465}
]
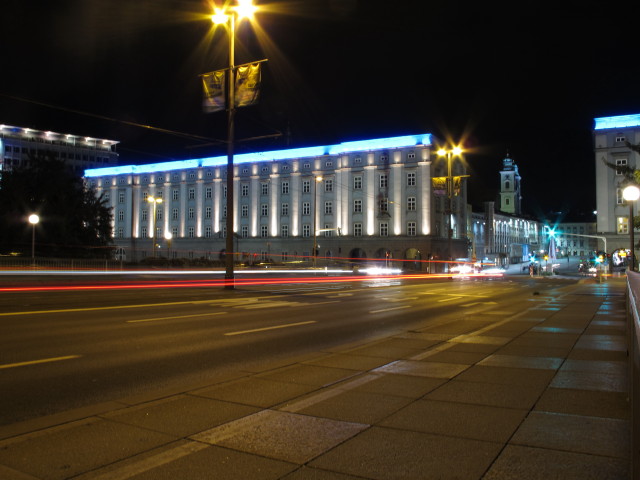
[{"left": 0, "top": 154, "right": 113, "bottom": 258}]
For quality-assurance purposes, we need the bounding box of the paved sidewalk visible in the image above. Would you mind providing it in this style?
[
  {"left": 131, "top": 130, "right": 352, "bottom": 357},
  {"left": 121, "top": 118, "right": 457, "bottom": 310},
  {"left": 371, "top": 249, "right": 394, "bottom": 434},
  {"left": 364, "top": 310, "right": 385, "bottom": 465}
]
[{"left": 0, "top": 277, "right": 631, "bottom": 479}]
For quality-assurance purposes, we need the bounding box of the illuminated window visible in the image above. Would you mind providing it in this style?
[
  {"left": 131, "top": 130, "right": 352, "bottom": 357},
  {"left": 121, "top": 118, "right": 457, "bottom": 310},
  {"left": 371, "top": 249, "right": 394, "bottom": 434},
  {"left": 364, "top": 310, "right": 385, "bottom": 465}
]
[
  {"left": 380, "top": 174, "right": 388, "bottom": 188},
  {"left": 325, "top": 179, "right": 333, "bottom": 192},
  {"left": 325, "top": 202, "right": 333, "bottom": 215},
  {"left": 618, "top": 216, "right": 629, "bottom": 234},
  {"left": 380, "top": 222, "right": 388, "bottom": 236},
  {"left": 354, "top": 199, "right": 362, "bottom": 213},
  {"left": 354, "top": 176, "right": 362, "bottom": 189}
]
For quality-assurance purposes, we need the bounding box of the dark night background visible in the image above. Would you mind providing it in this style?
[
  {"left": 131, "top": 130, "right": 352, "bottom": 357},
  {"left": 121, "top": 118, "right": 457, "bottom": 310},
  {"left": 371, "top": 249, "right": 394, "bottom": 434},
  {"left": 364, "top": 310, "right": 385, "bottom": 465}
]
[{"left": 2, "top": 0, "right": 639, "bottom": 221}]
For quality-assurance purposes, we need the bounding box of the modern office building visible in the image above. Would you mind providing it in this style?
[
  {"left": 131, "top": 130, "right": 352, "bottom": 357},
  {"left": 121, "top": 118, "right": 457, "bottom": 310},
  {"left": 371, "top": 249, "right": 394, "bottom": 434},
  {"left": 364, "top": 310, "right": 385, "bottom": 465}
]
[
  {"left": 594, "top": 113, "right": 640, "bottom": 257},
  {"left": 0, "top": 123, "right": 119, "bottom": 174},
  {"left": 85, "top": 134, "right": 470, "bottom": 269}
]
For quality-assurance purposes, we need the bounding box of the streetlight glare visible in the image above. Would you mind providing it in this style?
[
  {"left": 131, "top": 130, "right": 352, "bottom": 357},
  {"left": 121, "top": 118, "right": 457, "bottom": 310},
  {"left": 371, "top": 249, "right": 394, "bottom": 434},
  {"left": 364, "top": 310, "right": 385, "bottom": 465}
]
[
  {"left": 437, "top": 148, "right": 446, "bottom": 157},
  {"left": 211, "top": 8, "right": 229, "bottom": 25},
  {"left": 235, "top": 0, "right": 258, "bottom": 20},
  {"left": 28, "top": 214, "right": 39, "bottom": 225},
  {"left": 452, "top": 146, "right": 463, "bottom": 156},
  {"left": 623, "top": 184, "right": 640, "bottom": 201}
]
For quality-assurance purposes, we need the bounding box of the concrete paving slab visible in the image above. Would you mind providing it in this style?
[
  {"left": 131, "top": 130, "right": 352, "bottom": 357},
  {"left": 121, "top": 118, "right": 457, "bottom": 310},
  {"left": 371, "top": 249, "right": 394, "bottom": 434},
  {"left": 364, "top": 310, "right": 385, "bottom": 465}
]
[
  {"left": 568, "top": 348, "right": 628, "bottom": 362},
  {"left": 302, "top": 353, "right": 392, "bottom": 371},
  {"left": 191, "top": 410, "right": 368, "bottom": 464},
  {"left": 511, "top": 411, "right": 630, "bottom": 458},
  {"left": 444, "top": 342, "right": 501, "bottom": 355},
  {"left": 280, "top": 466, "right": 365, "bottom": 479},
  {"left": 505, "top": 333, "right": 579, "bottom": 348},
  {"left": 421, "top": 350, "right": 488, "bottom": 365},
  {"left": 535, "top": 387, "right": 630, "bottom": 419},
  {"left": 493, "top": 343, "right": 572, "bottom": 358},
  {"left": 191, "top": 376, "right": 319, "bottom": 408},
  {"left": 372, "top": 360, "right": 468, "bottom": 378},
  {"left": 551, "top": 370, "right": 627, "bottom": 392},
  {"left": 450, "top": 335, "right": 510, "bottom": 346},
  {"left": 575, "top": 334, "right": 627, "bottom": 351},
  {"left": 343, "top": 372, "right": 446, "bottom": 399},
  {"left": 342, "top": 343, "right": 425, "bottom": 360},
  {"left": 100, "top": 394, "right": 260, "bottom": 437},
  {"left": 286, "top": 388, "right": 414, "bottom": 424},
  {"left": 255, "top": 364, "right": 359, "bottom": 387},
  {"left": 309, "top": 426, "right": 503, "bottom": 480},
  {"left": 379, "top": 398, "right": 527, "bottom": 443},
  {"left": 559, "top": 358, "right": 627, "bottom": 375},
  {"left": 0, "top": 418, "right": 176, "bottom": 480},
  {"left": 483, "top": 444, "right": 628, "bottom": 480},
  {"left": 426, "top": 379, "right": 545, "bottom": 410},
  {"left": 101, "top": 442, "right": 298, "bottom": 480},
  {"left": 478, "top": 354, "right": 563, "bottom": 370},
  {"left": 0, "top": 464, "right": 39, "bottom": 480},
  {"left": 455, "top": 365, "right": 555, "bottom": 388}
]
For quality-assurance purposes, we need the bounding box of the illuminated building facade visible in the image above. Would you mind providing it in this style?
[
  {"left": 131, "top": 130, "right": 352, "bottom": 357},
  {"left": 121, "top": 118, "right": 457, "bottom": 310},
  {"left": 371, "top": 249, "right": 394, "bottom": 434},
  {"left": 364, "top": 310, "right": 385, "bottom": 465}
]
[
  {"left": 498, "top": 154, "right": 522, "bottom": 215},
  {"left": 594, "top": 113, "right": 640, "bottom": 254},
  {"left": 0, "top": 124, "right": 119, "bottom": 174},
  {"left": 85, "top": 134, "right": 469, "bottom": 269}
]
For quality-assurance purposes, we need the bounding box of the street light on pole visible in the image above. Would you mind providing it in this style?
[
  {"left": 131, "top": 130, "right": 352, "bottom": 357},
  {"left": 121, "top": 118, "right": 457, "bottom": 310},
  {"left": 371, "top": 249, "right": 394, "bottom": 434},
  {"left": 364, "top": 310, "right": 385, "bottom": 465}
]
[
  {"left": 313, "top": 175, "right": 323, "bottom": 268},
  {"left": 210, "top": 0, "right": 258, "bottom": 289},
  {"left": 147, "top": 196, "right": 162, "bottom": 258},
  {"left": 437, "top": 146, "right": 463, "bottom": 271},
  {"left": 623, "top": 184, "right": 640, "bottom": 271},
  {"left": 28, "top": 214, "right": 39, "bottom": 263}
]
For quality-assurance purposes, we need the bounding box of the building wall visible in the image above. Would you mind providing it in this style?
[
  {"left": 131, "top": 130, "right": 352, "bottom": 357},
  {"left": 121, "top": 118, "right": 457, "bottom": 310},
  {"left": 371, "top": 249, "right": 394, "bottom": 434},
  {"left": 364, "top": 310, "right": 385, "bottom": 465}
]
[
  {"left": 85, "top": 134, "right": 470, "bottom": 269},
  {"left": 594, "top": 114, "right": 640, "bottom": 254},
  {"left": 0, "top": 123, "right": 119, "bottom": 174}
]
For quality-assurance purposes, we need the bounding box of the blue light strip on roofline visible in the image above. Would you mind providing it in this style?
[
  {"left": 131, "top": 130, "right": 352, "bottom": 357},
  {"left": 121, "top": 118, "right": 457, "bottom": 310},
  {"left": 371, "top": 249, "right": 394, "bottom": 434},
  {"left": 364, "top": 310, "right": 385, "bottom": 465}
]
[
  {"left": 84, "top": 133, "right": 432, "bottom": 177},
  {"left": 594, "top": 114, "right": 640, "bottom": 130}
]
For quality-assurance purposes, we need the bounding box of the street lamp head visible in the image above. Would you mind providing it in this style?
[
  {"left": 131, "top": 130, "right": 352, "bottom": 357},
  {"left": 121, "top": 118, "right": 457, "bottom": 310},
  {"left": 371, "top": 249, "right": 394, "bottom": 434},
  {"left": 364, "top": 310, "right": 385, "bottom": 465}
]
[
  {"left": 235, "top": 0, "right": 258, "bottom": 20},
  {"left": 211, "top": 8, "right": 229, "bottom": 24},
  {"left": 28, "top": 214, "right": 39, "bottom": 225},
  {"left": 147, "top": 196, "right": 162, "bottom": 204},
  {"left": 452, "top": 146, "right": 463, "bottom": 156},
  {"left": 165, "top": 231, "right": 172, "bottom": 240},
  {"left": 315, "top": 175, "right": 323, "bottom": 182},
  {"left": 623, "top": 184, "right": 640, "bottom": 202},
  {"left": 437, "top": 148, "right": 447, "bottom": 157}
]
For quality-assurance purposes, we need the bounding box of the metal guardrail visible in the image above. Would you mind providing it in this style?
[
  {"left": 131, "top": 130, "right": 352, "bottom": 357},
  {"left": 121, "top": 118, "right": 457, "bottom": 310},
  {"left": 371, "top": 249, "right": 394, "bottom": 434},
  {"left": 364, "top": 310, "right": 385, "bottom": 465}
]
[
  {"left": 0, "top": 257, "right": 123, "bottom": 271},
  {"left": 627, "top": 271, "right": 640, "bottom": 479}
]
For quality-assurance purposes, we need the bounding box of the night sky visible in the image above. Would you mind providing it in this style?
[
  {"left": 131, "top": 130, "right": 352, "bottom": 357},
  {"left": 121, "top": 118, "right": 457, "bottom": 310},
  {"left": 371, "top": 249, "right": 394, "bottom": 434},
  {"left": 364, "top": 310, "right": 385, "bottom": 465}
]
[{"left": 2, "top": 0, "right": 639, "bottom": 220}]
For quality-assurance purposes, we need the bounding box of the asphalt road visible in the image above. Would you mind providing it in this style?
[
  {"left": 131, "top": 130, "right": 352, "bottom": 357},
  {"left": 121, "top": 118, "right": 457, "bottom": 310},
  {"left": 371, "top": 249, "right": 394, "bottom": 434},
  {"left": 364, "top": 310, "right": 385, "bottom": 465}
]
[{"left": 0, "top": 274, "right": 578, "bottom": 426}]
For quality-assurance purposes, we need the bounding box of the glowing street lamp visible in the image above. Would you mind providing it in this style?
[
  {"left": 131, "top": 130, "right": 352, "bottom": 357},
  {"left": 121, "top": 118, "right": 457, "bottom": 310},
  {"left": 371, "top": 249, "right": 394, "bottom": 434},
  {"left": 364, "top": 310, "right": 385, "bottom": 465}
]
[
  {"left": 436, "top": 146, "right": 463, "bottom": 269},
  {"left": 28, "top": 214, "right": 39, "bottom": 262},
  {"left": 165, "top": 231, "right": 173, "bottom": 260},
  {"left": 623, "top": 184, "right": 640, "bottom": 271},
  {"left": 210, "top": 0, "right": 258, "bottom": 288},
  {"left": 147, "top": 196, "right": 162, "bottom": 258}
]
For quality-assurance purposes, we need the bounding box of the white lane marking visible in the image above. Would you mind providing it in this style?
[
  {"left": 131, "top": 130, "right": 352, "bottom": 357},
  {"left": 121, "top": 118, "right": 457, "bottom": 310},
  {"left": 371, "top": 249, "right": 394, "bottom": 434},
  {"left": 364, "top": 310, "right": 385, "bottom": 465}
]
[
  {"left": 127, "top": 312, "right": 226, "bottom": 323},
  {"left": 369, "top": 305, "right": 411, "bottom": 314},
  {"left": 0, "top": 355, "right": 81, "bottom": 370},
  {"left": 224, "top": 320, "right": 316, "bottom": 336}
]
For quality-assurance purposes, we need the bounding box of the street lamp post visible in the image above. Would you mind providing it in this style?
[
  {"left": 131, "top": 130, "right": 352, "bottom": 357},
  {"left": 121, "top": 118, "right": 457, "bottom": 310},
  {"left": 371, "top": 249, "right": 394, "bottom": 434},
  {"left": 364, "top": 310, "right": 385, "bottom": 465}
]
[
  {"left": 623, "top": 185, "right": 640, "bottom": 271},
  {"left": 313, "top": 175, "right": 323, "bottom": 268},
  {"left": 165, "top": 231, "right": 173, "bottom": 260},
  {"left": 437, "top": 146, "right": 463, "bottom": 271},
  {"left": 211, "top": 0, "right": 258, "bottom": 289},
  {"left": 147, "top": 196, "right": 162, "bottom": 258},
  {"left": 28, "top": 214, "right": 39, "bottom": 263}
]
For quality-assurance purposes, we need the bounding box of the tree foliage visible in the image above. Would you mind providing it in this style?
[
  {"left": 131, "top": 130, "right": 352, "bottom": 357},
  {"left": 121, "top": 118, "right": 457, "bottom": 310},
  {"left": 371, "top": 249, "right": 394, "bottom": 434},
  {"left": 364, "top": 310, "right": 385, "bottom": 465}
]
[{"left": 0, "top": 154, "right": 113, "bottom": 258}]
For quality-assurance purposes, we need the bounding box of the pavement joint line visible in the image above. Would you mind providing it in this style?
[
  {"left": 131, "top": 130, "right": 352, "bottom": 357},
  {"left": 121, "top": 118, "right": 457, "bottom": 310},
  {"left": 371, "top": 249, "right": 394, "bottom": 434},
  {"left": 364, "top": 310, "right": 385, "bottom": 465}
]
[
  {"left": 369, "top": 305, "right": 411, "bottom": 313},
  {"left": 80, "top": 441, "right": 210, "bottom": 480}
]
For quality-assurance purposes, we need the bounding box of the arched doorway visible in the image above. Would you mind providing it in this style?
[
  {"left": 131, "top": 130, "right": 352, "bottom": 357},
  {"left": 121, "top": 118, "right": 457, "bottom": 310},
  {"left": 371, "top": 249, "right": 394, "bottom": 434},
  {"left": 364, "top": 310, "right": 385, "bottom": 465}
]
[{"left": 405, "top": 248, "right": 422, "bottom": 271}]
